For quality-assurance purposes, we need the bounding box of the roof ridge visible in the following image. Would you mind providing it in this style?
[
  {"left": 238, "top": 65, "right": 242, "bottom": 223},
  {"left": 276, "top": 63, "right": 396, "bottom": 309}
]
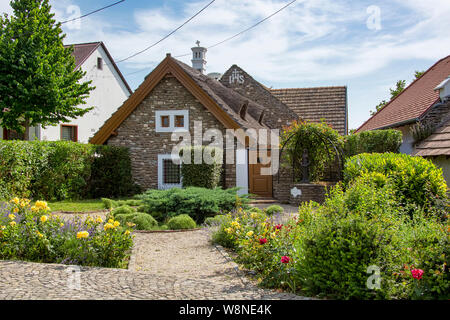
[
  {"left": 271, "top": 86, "right": 347, "bottom": 91},
  {"left": 356, "top": 54, "right": 450, "bottom": 133}
]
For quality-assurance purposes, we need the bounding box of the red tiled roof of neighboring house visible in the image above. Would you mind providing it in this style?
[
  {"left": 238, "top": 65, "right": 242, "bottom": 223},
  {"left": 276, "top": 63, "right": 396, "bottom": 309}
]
[
  {"left": 357, "top": 55, "right": 450, "bottom": 132},
  {"left": 414, "top": 118, "right": 450, "bottom": 157},
  {"left": 64, "top": 42, "right": 132, "bottom": 94},
  {"left": 271, "top": 86, "right": 348, "bottom": 135}
]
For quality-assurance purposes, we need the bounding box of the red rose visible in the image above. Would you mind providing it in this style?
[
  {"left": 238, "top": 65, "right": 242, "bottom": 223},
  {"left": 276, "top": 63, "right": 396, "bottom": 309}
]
[
  {"left": 259, "top": 238, "right": 267, "bottom": 245},
  {"left": 411, "top": 269, "right": 424, "bottom": 280},
  {"left": 281, "top": 256, "right": 291, "bottom": 264}
]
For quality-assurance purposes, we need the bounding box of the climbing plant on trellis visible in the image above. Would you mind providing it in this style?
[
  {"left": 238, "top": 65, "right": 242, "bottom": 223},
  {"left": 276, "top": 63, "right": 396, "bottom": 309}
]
[{"left": 279, "top": 120, "right": 345, "bottom": 183}]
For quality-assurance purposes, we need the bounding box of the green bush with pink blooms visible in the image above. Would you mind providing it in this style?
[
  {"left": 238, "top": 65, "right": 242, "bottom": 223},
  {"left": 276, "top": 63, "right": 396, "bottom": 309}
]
[
  {"left": 212, "top": 174, "right": 449, "bottom": 299},
  {"left": 0, "top": 198, "right": 134, "bottom": 268}
]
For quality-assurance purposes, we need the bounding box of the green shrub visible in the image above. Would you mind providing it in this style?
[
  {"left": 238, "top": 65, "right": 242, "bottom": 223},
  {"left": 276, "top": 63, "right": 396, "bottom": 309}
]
[
  {"left": 111, "top": 205, "right": 136, "bottom": 217},
  {"left": 115, "top": 212, "right": 158, "bottom": 231},
  {"left": 344, "top": 130, "right": 403, "bottom": 157},
  {"left": 179, "top": 146, "right": 223, "bottom": 189},
  {"left": 344, "top": 153, "right": 448, "bottom": 213},
  {"left": 296, "top": 207, "right": 401, "bottom": 299},
  {"left": 167, "top": 214, "right": 197, "bottom": 230},
  {"left": 265, "top": 205, "right": 284, "bottom": 216},
  {"left": 136, "top": 205, "right": 150, "bottom": 213},
  {"left": 88, "top": 145, "right": 141, "bottom": 199},
  {"left": 137, "top": 187, "right": 250, "bottom": 223},
  {"left": 280, "top": 121, "right": 344, "bottom": 182},
  {"left": 102, "top": 198, "right": 118, "bottom": 210},
  {"left": 249, "top": 207, "right": 263, "bottom": 214},
  {"left": 0, "top": 140, "right": 139, "bottom": 201}
]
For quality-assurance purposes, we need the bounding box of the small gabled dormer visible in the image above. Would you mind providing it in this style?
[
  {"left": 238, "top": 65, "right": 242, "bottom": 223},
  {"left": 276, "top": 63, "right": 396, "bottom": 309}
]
[{"left": 435, "top": 76, "right": 450, "bottom": 102}]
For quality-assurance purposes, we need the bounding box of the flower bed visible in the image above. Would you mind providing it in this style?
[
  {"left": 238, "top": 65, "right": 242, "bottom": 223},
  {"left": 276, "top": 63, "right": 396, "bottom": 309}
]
[
  {"left": 211, "top": 184, "right": 449, "bottom": 299},
  {"left": 0, "top": 198, "right": 134, "bottom": 268}
]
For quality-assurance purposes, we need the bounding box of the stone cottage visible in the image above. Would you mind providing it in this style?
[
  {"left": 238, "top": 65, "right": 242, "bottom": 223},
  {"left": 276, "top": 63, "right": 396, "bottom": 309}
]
[{"left": 90, "top": 44, "right": 348, "bottom": 201}]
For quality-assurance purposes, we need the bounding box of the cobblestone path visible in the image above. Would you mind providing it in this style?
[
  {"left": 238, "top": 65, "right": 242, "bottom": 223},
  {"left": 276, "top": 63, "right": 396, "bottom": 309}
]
[{"left": 0, "top": 230, "right": 308, "bottom": 300}]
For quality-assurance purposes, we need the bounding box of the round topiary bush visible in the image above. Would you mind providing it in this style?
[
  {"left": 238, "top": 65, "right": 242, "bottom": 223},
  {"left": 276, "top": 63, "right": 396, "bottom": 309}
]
[
  {"left": 167, "top": 214, "right": 197, "bottom": 230},
  {"left": 115, "top": 212, "right": 158, "bottom": 230},
  {"left": 111, "top": 205, "right": 136, "bottom": 217},
  {"left": 265, "top": 205, "right": 284, "bottom": 216}
]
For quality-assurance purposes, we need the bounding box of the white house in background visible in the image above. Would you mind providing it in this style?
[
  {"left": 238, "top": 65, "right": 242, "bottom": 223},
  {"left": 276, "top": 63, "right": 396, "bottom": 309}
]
[{"left": 0, "top": 41, "right": 132, "bottom": 143}]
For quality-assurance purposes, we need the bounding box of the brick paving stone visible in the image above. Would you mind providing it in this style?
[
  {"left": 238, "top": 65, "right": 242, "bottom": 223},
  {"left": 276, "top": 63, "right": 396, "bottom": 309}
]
[{"left": 0, "top": 226, "right": 311, "bottom": 300}]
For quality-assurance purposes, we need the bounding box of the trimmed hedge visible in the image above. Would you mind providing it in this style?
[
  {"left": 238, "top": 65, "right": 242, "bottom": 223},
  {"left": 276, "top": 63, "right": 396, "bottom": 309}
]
[
  {"left": 344, "top": 129, "right": 402, "bottom": 157},
  {"left": 167, "top": 214, "right": 197, "bottom": 230},
  {"left": 344, "top": 153, "right": 448, "bottom": 213},
  {"left": 179, "top": 146, "right": 223, "bottom": 189},
  {"left": 137, "top": 187, "right": 250, "bottom": 223},
  {"left": 0, "top": 140, "right": 140, "bottom": 201}
]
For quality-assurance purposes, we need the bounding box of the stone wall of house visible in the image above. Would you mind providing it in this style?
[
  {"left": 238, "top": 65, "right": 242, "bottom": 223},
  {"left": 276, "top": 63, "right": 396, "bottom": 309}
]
[{"left": 106, "top": 75, "right": 235, "bottom": 191}]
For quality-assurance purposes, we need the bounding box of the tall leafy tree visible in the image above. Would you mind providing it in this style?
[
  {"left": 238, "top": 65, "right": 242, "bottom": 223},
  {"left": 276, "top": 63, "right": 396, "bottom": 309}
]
[
  {"left": 370, "top": 71, "right": 425, "bottom": 116},
  {"left": 0, "top": 0, "right": 95, "bottom": 140}
]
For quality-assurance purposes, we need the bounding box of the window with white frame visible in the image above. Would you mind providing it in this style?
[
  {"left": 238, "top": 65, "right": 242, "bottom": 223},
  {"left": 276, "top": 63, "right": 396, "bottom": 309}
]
[
  {"left": 158, "top": 154, "right": 182, "bottom": 189},
  {"left": 155, "top": 110, "right": 189, "bottom": 132}
]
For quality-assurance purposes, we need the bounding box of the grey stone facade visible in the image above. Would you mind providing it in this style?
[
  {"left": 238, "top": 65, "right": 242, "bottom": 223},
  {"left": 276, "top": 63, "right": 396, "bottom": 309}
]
[{"left": 107, "top": 75, "right": 235, "bottom": 191}]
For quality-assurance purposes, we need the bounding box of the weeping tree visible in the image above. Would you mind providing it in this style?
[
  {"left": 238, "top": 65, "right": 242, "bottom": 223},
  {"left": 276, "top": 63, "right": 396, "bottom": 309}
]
[
  {"left": 280, "top": 120, "right": 344, "bottom": 182},
  {"left": 0, "top": 0, "right": 95, "bottom": 140}
]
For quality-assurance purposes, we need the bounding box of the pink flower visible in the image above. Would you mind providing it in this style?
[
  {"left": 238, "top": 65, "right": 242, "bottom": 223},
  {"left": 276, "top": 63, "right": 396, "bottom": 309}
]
[
  {"left": 281, "top": 256, "right": 291, "bottom": 264},
  {"left": 259, "top": 238, "right": 267, "bottom": 245},
  {"left": 2, "top": 108, "right": 11, "bottom": 113},
  {"left": 274, "top": 224, "right": 283, "bottom": 230},
  {"left": 411, "top": 269, "right": 424, "bottom": 280}
]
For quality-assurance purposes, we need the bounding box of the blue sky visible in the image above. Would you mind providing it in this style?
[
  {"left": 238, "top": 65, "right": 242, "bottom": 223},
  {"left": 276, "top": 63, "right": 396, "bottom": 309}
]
[{"left": 1, "top": 0, "right": 450, "bottom": 130}]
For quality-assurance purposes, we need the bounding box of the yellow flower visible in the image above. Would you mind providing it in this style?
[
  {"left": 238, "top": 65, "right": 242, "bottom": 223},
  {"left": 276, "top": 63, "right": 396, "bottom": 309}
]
[
  {"left": 10, "top": 221, "right": 16, "bottom": 227},
  {"left": 31, "top": 206, "right": 39, "bottom": 212},
  {"left": 0, "top": 225, "right": 5, "bottom": 230},
  {"left": 113, "top": 221, "right": 120, "bottom": 228},
  {"left": 11, "top": 197, "right": 20, "bottom": 205},
  {"left": 35, "top": 201, "right": 48, "bottom": 209},
  {"left": 13, "top": 208, "right": 19, "bottom": 214},
  {"left": 250, "top": 212, "right": 258, "bottom": 219},
  {"left": 104, "top": 223, "right": 114, "bottom": 231},
  {"left": 8, "top": 214, "right": 15, "bottom": 221},
  {"left": 77, "top": 231, "right": 89, "bottom": 239},
  {"left": 96, "top": 217, "right": 103, "bottom": 224},
  {"left": 225, "top": 227, "right": 233, "bottom": 234},
  {"left": 36, "top": 231, "right": 44, "bottom": 238},
  {"left": 108, "top": 219, "right": 114, "bottom": 224},
  {"left": 40, "top": 215, "right": 48, "bottom": 223},
  {"left": 20, "top": 201, "right": 27, "bottom": 208},
  {"left": 124, "top": 230, "right": 131, "bottom": 236},
  {"left": 246, "top": 231, "right": 254, "bottom": 237},
  {"left": 126, "top": 222, "right": 136, "bottom": 228},
  {"left": 60, "top": 223, "right": 64, "bottom": 227}
]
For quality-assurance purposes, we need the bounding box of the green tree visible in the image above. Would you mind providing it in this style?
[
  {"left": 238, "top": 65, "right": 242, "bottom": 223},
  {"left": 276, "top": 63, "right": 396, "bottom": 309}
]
[
  {"left": 414, "top": 70, "right": 425, "bottom": 79},
  {"left": 0, "top": 0, "right": 95, "bottom": 140}
]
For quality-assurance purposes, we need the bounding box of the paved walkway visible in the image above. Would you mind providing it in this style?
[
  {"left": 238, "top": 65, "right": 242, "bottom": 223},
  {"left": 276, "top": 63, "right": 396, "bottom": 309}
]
[{"left": 0, "top": 229, "right": 308, "bottom": 300}]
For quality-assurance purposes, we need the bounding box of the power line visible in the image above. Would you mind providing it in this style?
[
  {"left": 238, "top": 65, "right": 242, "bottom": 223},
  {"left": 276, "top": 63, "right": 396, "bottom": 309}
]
[
  {"left": 60, "top": 0, "right": 126, "bottom": 25},
  {"left": 174, "top": 0, "right": 297, "bottom": 58},
  {"left": 115, "top": 0, "right": 217, "bottom": 64},
  {"left": 120, "top": 0, "right": 297, "bottom": 77}
]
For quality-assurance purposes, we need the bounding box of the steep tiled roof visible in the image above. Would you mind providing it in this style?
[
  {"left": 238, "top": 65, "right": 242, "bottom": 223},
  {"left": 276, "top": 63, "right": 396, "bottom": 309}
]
[
  {"left": 220, "top": 66, "right": 299, "bottom": 130},
  {"left": 65, "top": 42, "right": 101, "bottom": 69},
  {"left": 414, "top": 118, "right": 450, "bottom": 157},
  {"left": 174, "top": 59, "right": 267, "bottom": 130},
  {"left": 271, "top": 86, "right": 348, "bottom": 135},
  {"left": 357, "top": 55, "right": 450, "bottom": 132}
]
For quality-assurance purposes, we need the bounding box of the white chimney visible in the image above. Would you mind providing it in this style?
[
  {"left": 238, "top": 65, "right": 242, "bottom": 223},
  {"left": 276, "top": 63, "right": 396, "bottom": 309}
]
[
  {"left": 434, "top": 76, "right": 450, "bottom": 101},
  {"left": 191, "top": 40, "right": 207, "bottom": 74}
]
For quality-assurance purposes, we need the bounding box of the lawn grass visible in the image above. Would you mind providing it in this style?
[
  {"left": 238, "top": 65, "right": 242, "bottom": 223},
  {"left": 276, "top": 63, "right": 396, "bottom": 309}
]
[{"left": 49, "top": 199, "right": 105, "bottom": 213}]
